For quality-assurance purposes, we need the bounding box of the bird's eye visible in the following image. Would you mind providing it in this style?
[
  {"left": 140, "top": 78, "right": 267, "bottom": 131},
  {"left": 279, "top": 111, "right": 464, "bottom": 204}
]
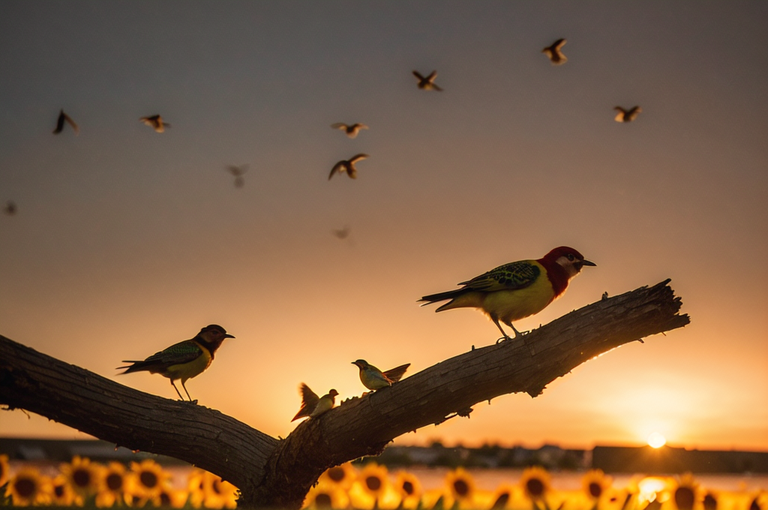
[{"left": 567, "top": 254, "right": 575, "bottom": 261}]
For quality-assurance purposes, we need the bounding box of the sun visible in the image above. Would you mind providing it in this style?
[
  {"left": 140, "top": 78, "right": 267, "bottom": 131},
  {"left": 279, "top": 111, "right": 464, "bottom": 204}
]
[{"left": 647, "top": 432, "right": 667, "bottom": 448}]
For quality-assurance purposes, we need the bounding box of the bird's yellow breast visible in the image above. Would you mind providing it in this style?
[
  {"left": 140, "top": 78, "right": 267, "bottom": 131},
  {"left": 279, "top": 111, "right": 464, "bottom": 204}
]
[{"left": 166, "top": 346, "right": 212, "bottom": 383}]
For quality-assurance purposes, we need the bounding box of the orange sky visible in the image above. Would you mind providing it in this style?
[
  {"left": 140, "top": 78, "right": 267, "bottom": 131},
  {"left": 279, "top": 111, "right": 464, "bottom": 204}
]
[{"left": 1, "top": 2, "right": 767, "bottom": 452}]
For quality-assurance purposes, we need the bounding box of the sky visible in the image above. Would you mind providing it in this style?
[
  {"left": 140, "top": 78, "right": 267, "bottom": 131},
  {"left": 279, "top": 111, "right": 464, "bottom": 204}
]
[{"left": 1, "top": 2, "right": 767, "bottom": 453}]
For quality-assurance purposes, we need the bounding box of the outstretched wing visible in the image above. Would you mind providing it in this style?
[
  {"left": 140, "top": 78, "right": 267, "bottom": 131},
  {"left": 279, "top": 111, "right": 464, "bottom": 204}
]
[
  {"left": 458, "top": 260, "right": 540, "bottom": 293},
  {"left": 383, "top": 363, "right": 410, "bottom": 383},
  {"left": 292, "top": 383, "right": 320, "bottom": 421}
]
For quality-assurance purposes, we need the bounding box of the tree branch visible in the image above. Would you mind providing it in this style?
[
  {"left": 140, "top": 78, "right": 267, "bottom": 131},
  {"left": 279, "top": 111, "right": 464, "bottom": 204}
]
[{"left": 0, "top": 280, "right": 688, "bottom": 508}]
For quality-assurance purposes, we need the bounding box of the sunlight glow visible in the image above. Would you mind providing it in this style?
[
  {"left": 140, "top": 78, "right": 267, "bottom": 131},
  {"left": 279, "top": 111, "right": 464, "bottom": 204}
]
[
  {"left": 637, "top": 477, "right": 667, "bottom": 503},
  {"left": 647, "top": 432, "right": 667, "bottom": 448}
]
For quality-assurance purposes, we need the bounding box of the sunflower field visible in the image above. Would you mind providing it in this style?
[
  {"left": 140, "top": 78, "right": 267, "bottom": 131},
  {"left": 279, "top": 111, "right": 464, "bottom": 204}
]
[{"left": 2, "top": 454, "right": 766, "bottom": 510}]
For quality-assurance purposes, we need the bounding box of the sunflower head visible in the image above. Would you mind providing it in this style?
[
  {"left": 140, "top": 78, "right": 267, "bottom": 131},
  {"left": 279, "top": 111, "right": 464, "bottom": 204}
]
[
  {"left": 61, "top": 455, "right": 102, "bottom": 497},
  {"left": 130, "top": 458, "right": 172, "bottom": 505},
  {"left": 520, "top": 466, "right": 551, "bottom": 501},
  {"left": 304, "top": 482, "right": 350, "bottom": 510},
  {"left": 6, "top": 466, "right": 52, "bottom": 506},
  {"left": 394, "top": 470, "right": 422, "bottom": 507},
  {"left": 358, "top": 462, "right": 389, "bottom": 497},
  {"left": 50, "top": 474, "right": 76, "bottom": 506},
  {"left": 319, "top": 463, "right": 356, "bottom": 490},
  {"left": 445, "top": 467, "right": 476, "bottom": 502},
  {"left": 670, "top": 473, "right": 700, "bottom": 510},
  {"left": 0, "top": 454, "right": 9, "bottom": 488},
  {"left": 582, "top": 469, "right": 613, "bottom": 500},
  {"left": 95, "top": 461, "right": 134, "bottom": 507}
]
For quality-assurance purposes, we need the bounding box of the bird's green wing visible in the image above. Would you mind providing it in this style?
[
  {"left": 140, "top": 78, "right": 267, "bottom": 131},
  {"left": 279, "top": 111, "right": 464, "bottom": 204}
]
[
  {"left": 458, "top": 260, "right": 540, "bottom": 292},
  {"left": 143, "top": 340, "right": 203, "bottom": 368}
]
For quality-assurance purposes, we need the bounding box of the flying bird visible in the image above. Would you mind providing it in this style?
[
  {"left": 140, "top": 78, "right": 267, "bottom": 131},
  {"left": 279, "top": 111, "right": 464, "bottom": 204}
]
[
  {"left": 419, "top": 246, "right": 596, "bottom": 341},
  {"left": 412, "top": 70, "right": 443, "bottom": 91},
  {"left": 614, "top": 106, "right": 642, "bottom": 123},
  {"left": 4, "top": 201, "right": 17, "bottom": 216},
  {"left": 227, "top": 165, "right": 248, "bottom": 188},
  {"left": 331, "top": 122, "right": 368, "bottom": 139},
  {"left": 332, "top": 226, "right": 351, "bottom": 239},
  {"left": 140, "top": 114, "right": 171, "bottom": 132},
  {"left": 352, "top": 359, "right": 410, "bottom": 392},
  {"left": 542, "top": 38, "right": 568, "bottom": 65},
  {"left": 329, "top": 154, "right": 369, "bottom": 180},
  {"left": 117, "top": 324, "right": 234, "bottom": 402},
  {"left": 53, "top": 109, "right": 79, "bottom": 135},
  {"left": 292, "top": 384, "right": 339, "bottom": 421}
]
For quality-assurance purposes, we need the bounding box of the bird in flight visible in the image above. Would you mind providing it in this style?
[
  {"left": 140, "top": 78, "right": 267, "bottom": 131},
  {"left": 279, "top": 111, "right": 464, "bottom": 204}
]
[
  {"left": 227, "top": 165, "right": 248, "bottom": 188},
  {"left": 329, "top": 154, "right": 369, "bottom": 180},
  {"left": 292, "top": 384, "right": 339, "bottom": 421},
  {"left": 140, "top": 114, "right": 171, "bottom": 132},
  {"left": 542, "top": 38, "right": 568, "bottom": 65},
  {"left": 352, "top": 359, "right": 410, "bottom": 392},
  {"left": 614, "top": 106, "right": 642, "bottom": 122},
  {"left": 53, "top": 109, "right": 79, "bottom": 135},
  {"left": 4, "top": 201, "right": 17, "bottom": 216},
  {"left": 419, "top": 246, "right": 596, "bottom": 341},
  {"left": 117, "top": 324, "right": 234, "bottom": 403},
  {"left": 331, "top": 123, "right": 368, "bottom": 139},
  {"left": 413, "top": 70, "right": 443, "bottom": 91},
  {"left": 332, "top": 226, "right": 351, "bottom": 239}
]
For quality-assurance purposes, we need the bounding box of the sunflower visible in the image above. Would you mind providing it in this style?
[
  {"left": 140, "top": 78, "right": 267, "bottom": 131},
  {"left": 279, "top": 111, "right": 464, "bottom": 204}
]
[
  {"left": 130, "top": 458, "right": 172, "bottom": 503},
  {"left": 319, "top": 463, "right": 357, "bottom": 491},
  {"left": 445, "top": 467, "right": 477, "bottom": 504},
  {"left": 187, "top": 468, "right": 208, "bottom": 508},
  {"left": 358, "top": 462, "right": 389, "bottom": 498},
  {"left": 520, "top": 466, "right": 552, "bottom": 502},
  {"left": 187, "top": 469, "right": 238, "bottom": 509},
  {"left": 51, "top": 474, "right": 77, "bottom": 506},
  {"left": 488, "top": 485, "right": 517, "bottom": 510},
  {"left": 669, "top": 473, "right": 700, "bottom": 510},
  {"left": 5, "top": 466, "right": 52, "bottom": 506},
  {"left": 702, "top": 492, "right": 718, "bottom": 510},
  {"left": 394, "top": 470, "right": 423, "bottom": 508},
  {"left": 0, "top": 454, "right": 9, "bottom": 488},
  {"left": 60, "top": 455, "right": 102, "bottom": 501},
  {"left": 96, "top": 461, "right": 134, "bottom": 507},
  {"left": 156, "top": 486, "right": 189, "bottom": 508},
  {"left": 304, "top": 482, "right": 350, "bottom": 509},
  {"left": 582, "top": 469, "right": 613, "bottom": 502}
]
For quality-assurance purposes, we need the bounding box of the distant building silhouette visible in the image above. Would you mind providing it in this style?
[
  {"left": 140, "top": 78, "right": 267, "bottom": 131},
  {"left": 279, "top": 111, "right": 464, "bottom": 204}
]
[{"left": 592, "top": 445, "right": 768, "bottom": 473}]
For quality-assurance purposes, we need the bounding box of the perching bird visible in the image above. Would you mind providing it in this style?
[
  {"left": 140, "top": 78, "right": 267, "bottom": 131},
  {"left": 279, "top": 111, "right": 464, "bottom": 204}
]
[
  {"left": 329, "top": 154, "right": 369, "bottom": 180},
  {"left": 331, "top": 122, "right": 368, "bottom": 139},
  {"left": 227, "top": 165, "right": 248, "bottom": 188},
  {"left": 117, "top": 324, "right": 234, "bottom": 402},
  {"left": 542, "top": 38, "right": 568, "bottom": 65},
  {"left": 292, "top": 384, "right": 339, "bottom": 421},
  {"left": 53, "top": 109, "right": 79, "bottom": 135},
  {"left": 4, "top": 201, "right": 17, "bottom": 216},
  {"left": 140, "top": 114, "right": 171, "bottom": 132},
  {"left": 412, "top": 70, "right": 443, "bottom": 91},
  {"left": 352, "top": 359, "right": 410, "bottom": 391},
  {"left": 419, "top": 246, "right": 596, "bottom": 341},
  {"left": 614, "top": 106, "right": 642, "bottom": 123}
]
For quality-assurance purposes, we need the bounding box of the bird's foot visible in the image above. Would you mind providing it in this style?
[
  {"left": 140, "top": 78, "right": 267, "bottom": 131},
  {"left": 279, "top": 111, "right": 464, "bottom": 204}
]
[
  {"left": 183, "top": 399, "right": 199, "bottom": 405},
  {"left": 495, "top": 334, "right": 514, "bottom": 344}
]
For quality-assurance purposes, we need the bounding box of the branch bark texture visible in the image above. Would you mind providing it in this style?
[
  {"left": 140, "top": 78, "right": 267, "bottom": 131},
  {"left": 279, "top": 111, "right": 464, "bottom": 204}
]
[{"left": 0, "top": 280, "right": 689, "bottom": 508}]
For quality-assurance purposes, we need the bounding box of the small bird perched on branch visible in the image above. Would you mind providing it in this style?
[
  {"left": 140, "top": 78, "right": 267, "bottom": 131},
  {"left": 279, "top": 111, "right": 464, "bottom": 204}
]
[
  {"left": 412, "top": 70, "right": 443, "bottom": 91},
  {"left": 614, "top": 106, "right": 642, "bottom": 122},
  {"left": 140, "top": 114, "right": 171, "bottom": 132},
  {"left": 542, "top": 38, "right": 568, "bottom": 65},
  {"left": 331, "top": 122, "right": 368, "bottom": 139},
  {"left": 292, "top": 384, "right": 338, "bottom": 421},
  {"left": 53, "top": 109, "right": 79, "bottom": 135},
  {"left": 329, "top": 154, "right": 369, "bottom": 180},
  {"left": 352, "top": 359, "right": 410, "bottom": 392},
  {"left": 117, "top": 324, "right": 234, "bottom": 403},
  {"left": 419, "top": 246, "right": 596, "bottom": 341}
]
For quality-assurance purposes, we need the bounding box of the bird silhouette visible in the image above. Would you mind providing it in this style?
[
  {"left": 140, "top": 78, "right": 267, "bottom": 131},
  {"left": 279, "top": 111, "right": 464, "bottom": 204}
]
[
  {"left": 412, "top": 70, "right": 443, "bottom": 91},
  {"left": 4, "top": 201, "right": 17, "bottom": 216},
  {"left": 140, "top": 114, "right": 171, "bottom": 132},
  {"left": 329, "top": 154, "right": 369, "bottom": 180},
  {"left": 352, "top": 359, "right": 410, "bottom": 391},
  {"left": 332, "top": 226, "right": 351, "bottom": 239},
  {"left": 117, "top": 324, "right": 234, "bottom": 403},
  {"left": 420, "top": 247, "right": 595, "bottom": 341},
  {"left": 614, "top": 106, "right": 642, "bottom": 122},
  {"left": 53, "top": 109, "right": 79, "bottom": 135},
  {"left": 542, "top": 38, "right": 568, "bottom": 65},
  {"left": 331, "top": 122, "right": 368, "bottom": 139},
  {"left": 292, "top": 384, "right": 338, "bottom": 421},
  {"left": 227, "top": 165, "right": 248, "bottom": 188}
]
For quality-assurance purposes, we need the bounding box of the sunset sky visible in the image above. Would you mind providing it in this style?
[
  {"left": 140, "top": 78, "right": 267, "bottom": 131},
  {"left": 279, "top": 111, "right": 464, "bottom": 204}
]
[{"left": 1, "top": 2, "right": 767, "bottom": 452}]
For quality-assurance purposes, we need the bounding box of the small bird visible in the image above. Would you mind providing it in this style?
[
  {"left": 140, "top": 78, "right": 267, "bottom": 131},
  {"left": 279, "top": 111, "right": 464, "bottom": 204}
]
[
  {"left": 53, "top": 109, "right": 79, "bottom": 135},
  {"left": 4, "top": 201, "right": 17, "bottom": 216},
  {"left": 140, "top": 114, "right": 171, "bottom": 132},
  {"left": 226, "top": 165, "right": 248, "bottom": 188},
  {"left": 292, "top": 384, "right": 339, "bottom": 421},
  {"left": 412, "top": 70, "right": 443, "bottom": 91},
  {"left": 117, "top": 324, "right": 234, "bottom": 402},
  {"left": 352, "top": 359, "right": 410, "bottom": 391},
  {"left": 329, "top": 154, "right": 369, "bottom": 180},
  {"left": 332, "top": 226, "right": 351, "bottom": 239},
  {"left": 419, "top": 247, "right": 596, "bottom": 341},
  {"left": 614, "top": 106, "right": 642, "bottom": 123},
  {"left": 542, "top": 38, "right": 568, "bottom": 65},
  {"left": 331, "top": 123, "right": 368, "bottom": 139}
]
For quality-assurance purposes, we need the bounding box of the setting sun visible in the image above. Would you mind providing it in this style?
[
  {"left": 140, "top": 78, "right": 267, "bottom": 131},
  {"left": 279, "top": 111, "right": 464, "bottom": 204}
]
[{"left": 647, "top": 432, "right": 667, "bottom": 448}]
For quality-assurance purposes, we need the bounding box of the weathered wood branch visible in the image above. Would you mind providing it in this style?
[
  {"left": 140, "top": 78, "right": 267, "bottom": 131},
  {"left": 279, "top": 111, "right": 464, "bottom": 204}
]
[{"left": 0, "top": 280, "right": 688, "bottom": 508}]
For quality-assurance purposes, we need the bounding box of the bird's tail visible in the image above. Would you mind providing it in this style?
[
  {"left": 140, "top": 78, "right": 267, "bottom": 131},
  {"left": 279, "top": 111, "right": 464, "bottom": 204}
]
[
  {"left": 116, "top": 360, "right": 149, "bottom": 374},
  {"left": 383, "top": 363, "right": 410, "bottom": 383},
  {"left": 419, "top": 288, "right": 467, "bottom": 308}
]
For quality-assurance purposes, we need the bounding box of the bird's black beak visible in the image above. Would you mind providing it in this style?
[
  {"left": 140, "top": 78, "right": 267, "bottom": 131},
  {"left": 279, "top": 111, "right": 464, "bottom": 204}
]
[
  {"left": 582, "top": 260, "right": 596, "bottom": 267},
  {"left": 225, "top": 334, "right": 235, "bottom": 339}
]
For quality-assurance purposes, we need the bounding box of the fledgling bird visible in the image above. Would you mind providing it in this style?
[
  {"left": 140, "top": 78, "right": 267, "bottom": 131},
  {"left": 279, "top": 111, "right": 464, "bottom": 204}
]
[
  {"left": 614, "top": 106, "right": 642, "bottom": 123},
  {"left": 331, "top": 122, "right": 368, "bottom": 139},
  {"left": 140, "top": 114, "right": 171, "bottom": 132},
  {"left": 419, "top": 246, "right": 596, "bottom": 341},
  {"left": 4, "top": 201, "right": 17, "bottom": 216},
  {"left": 329, "top": 154, "right": 369, "bottom": 180},
  {"left": 226, "top": 165, "right": 248, "bottom": 188},
  {"left": 542, "top": 38, "right": 568, "bottom": 65},
  {"left": 292, "top": 384, "right": 339, "bottom": 421},
  {"left": 117, "top": 324, "right": 234, "bottom": 403},
  {"left": 412, "top": 70, "right": 443, "bottom": 91},
  {"left": 352, "top": 359, "right": 410, "bottom": 391},
  {"left": 53, "top": 109, "right": 79, "bottom": 135}
]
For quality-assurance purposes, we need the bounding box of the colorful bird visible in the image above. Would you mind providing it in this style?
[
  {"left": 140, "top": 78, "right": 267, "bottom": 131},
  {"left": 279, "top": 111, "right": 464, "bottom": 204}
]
[
  {"left": 419, "top": 246, "right": 596, "bottom": 341},
  {"left": 352, "top": 359, "right": 410, "bottom": 391},
  {"left": 412, "top": 70, "right": 443, "bottom": 91},
  {"left": 53, "top": 109, "right": 79, "bottom": 135},
  {"left": 140, "top": 114, "right": 171, "bottom": 132},
  {"left": 292, "top": 384, "right": 339, "bottom": 421},
  {"left": 542, "top": 38, "right": 568, "bottom": 65},
  {"left": 614, "top": 106, "right": 642, "bottom": 123},
  {"left": 117, "top": 324, "right": 234, "bottom": 402},
  {"left": 226, "top": 165, "right": 248, "bottom": 188},
  {"left": 329, "top": 154, "right": 369, "bottom": 180},
  {"left": 331, "top": 122, "right": 368, "bottom": 139}
]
